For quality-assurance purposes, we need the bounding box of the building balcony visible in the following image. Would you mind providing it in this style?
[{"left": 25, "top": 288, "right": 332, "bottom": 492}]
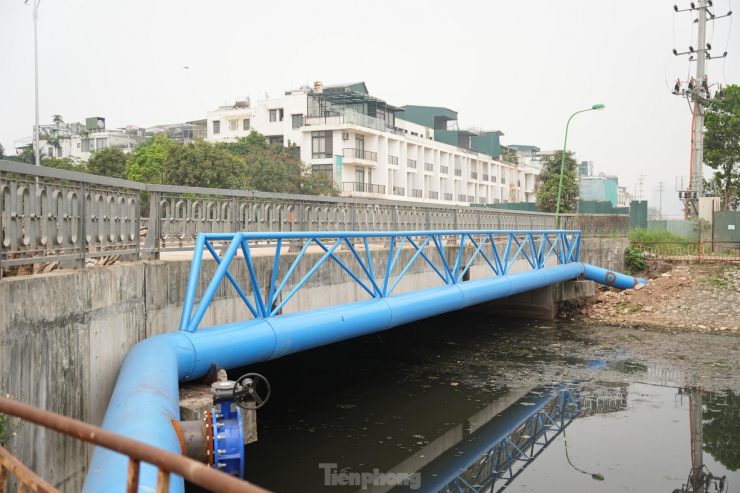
[
  {"left": 424, "top": 163, "right": 434, "bottom": 172},
  {"left": 388, "top": 155, "right": 399, "bottom": 166},
  {"left": 454, "top": 169, "right": 462, "bottom": 177},
  {"left": 440, "top": 166, "right": 449, "bottom": 175},
  {"left": 470, "top": 171, "right": 478, "bottom": 180},
  {"left": 428, "top": 191, "right": 439, "bottom": 200},
  {"left": 468, "top": 195, "right": 474, "bottom": 203},
  {"left": 407, "top": 159, "right": 417, "bottom": 169},
  {"left": 482, "top": 174, "right": 489, "bottom": 182},
  {"left": 412, "top": 189, "right": 422, "bottom": 198},
  {"left": 458, "top": 194, "right": 467, "bottom": 202},
  {"left": 444, "top": 193, "right": 453, "bottom": 201},
  {"left": 478, "top": 197, "right": 486, "bottom": 204},
  {"left": 343, "top": 182, "right": 386, "bottom": 194},
  {"left": 342, "top": 148, "right": 378, "bottom": 165},
  {"left": 305, "top": 111, "right": 404, "bottom": 136},
  {"left": 392, "top": 186, "right": 405, "bottom": 196}
]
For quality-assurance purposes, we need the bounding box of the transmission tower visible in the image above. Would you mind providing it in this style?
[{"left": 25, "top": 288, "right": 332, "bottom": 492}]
[
  {"left": 670, "top": 0, "right": 732, "bottom": 217},
  {"left": 637, "top": 175, "right": 647, "bottom": 201}
]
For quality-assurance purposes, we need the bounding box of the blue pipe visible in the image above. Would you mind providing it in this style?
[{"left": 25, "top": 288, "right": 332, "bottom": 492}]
[{"left": 83, "top": 262, "right": 642, "bottom": 493}]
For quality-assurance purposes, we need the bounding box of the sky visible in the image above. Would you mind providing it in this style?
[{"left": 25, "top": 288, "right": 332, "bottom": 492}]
[{"left": 1, "top": 0, "right": 738, "bottom": 208}]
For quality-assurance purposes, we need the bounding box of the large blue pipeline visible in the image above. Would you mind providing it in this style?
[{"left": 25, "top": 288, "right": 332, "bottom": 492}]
[{"left": 83, "top": 231, "right": 644, "bottom": 492}]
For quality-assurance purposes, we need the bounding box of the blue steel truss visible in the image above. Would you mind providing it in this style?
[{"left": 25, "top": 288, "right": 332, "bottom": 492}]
[
  {"left": 179, "top": 230, "right": 582, "bottom": 332},
  {"left": 443, "top": 389, "right": 581, "bottom": 493}
]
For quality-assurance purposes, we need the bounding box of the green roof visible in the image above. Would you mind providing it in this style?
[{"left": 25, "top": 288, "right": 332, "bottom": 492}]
[
  {"left": 398, "top": 105, "right": 458, "bottom": 128},
  {"left": 507, "top": 145, "right": 540, "bottom": 152}
]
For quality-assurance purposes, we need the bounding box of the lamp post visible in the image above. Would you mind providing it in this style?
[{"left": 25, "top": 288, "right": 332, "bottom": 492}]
[{"left": 555, "top": 104, "right": 605, "bottom": 228}]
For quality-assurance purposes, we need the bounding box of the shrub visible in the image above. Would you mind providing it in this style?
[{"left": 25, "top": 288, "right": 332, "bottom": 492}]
[{"left": 625, "top": 246, "right": 647, "bottom": 272}]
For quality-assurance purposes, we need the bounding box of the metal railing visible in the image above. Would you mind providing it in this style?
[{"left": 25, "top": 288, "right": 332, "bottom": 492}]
[
  {"left": 458, "top": 194, "right": 467, "bottom": 202},
  {"left": 407, "top": 159, "right": 417, "bottom": 169},
  {"left": 441, "top": 166, "right": 449, "bottom": 174},
  {"left": 424, "top": 163, "right": 434, "bottom": 172},
  {"left": 0, "top": 160, "right": 628, "bottom": 274},
  {"left": 468, "top": 195, "right": 475, "bottom": 203},
  {"left": 412, "top": 189, "right": 422, "bottom": 198},
  {"left": 342, "top": 182, "right": 386, "bottom": 194},
  {"left": 632, "top": 241, "right": 740, "bottom": 263},
  {"left": 0, "top": 396, "right": 269, "bottom": 493},
  {"left": 478, "top": 198, "right": 486, "bottom": 204},
  {"left": 454, "top": 169, "right": 462, "bottom": 177},
  {"left": 181, "top": 230, "right": 583, "bottom": 327},
  {"left": 483, "top": 174, "right": 489, "bottom": 182},
  {"left": 471, "top": 172, "right": 478, "bottom": 179},
  {"left": 492, "top": 176, "right": 497, "bottom": 183},
  {"left": 428, "top": 191, "right": 439, "bottom": 200},
  {"left": 392, "top": 186, "right": 405, "bottom": 196},
  {"left": 342, "top": 148, "right": 377, "bottom": 162},
  {"left": 501, "top": 178, "right": 506, "bottom": 184},
  {"left": 388, "top": 155, "right": 399, "bottom": 165}
]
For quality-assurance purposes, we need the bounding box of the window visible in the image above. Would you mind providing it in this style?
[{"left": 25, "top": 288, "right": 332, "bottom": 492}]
[
  {"left": 312, "top": 164, "right": 333, "bottom": 182},
  {"left": 48, "top": 147, "right": 54, "bottom": 157},
  {"left": 81, "top": 139, "right": 94, "bottom": 153},
  {"left": 312, "top": 130, "right": 333, "bottom": 158},
  {"left": 183, "top": 129, "right": 193, "bottom": 139},
  {"left": 243, "top": 119, "right": 251, "bottom": 131},
  {"left": 268, "top": 136, "right": 283, "bottom": 145},
  {"left": 355, "top": 134, "right": 364, "bottom": 154},
  {"left": 229, "top": 120, "right": 238, "bottom": 131},
  {"left": 291, "top": 114, "right": 302, "bottom": 129},
  {"left": 57, "top": 147, "right": 62, "bottom": 157},
  {"left": 270, "top": 110, "right": 277, "bottom": 122},
  {"left": 96, "top": 138, "right": 107, "bottom": 150},
  {"left": 213, "top": 121, "right": 220, "bottom": 134},
  {"left": 279, "top": 109, "right": 284, "bottom": 121}
]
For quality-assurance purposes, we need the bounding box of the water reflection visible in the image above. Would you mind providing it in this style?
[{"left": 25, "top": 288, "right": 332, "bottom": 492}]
[{"left": 368, "top": 380, "right": 738, "bottom": 493}]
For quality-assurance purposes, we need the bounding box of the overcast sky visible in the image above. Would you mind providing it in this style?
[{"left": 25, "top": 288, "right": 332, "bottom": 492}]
[{"left": 1, "top": 0, "right": 737, "bottom": 211}]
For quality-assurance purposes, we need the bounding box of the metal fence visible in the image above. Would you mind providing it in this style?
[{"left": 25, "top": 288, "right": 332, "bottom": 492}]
[
  {"left": 632, "top": 241, "right": 740, "bottom": 263},
  {"left": 0, "top": 160, "right": 627, "bottom": 273}
]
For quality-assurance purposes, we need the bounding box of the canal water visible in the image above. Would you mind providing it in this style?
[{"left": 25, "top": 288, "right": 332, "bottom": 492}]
[{"left": 190, "top": 311, "right": 740, "bottom": 492}]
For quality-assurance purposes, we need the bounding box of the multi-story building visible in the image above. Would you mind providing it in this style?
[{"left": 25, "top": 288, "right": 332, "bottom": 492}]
[
  {"left": 617, "top": 186, "right": 633, "bottom": 207},
  {"left": 14, "top": 117, "right": 205, "bottom": 161},
  {"left": 206, "top": 81, "right": 541, "bottom": 206}
]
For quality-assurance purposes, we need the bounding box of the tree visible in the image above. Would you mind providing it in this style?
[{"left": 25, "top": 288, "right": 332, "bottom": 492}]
[
  {"left": 222, "top": 131, "right": 337, "bottom": 196},
  {"left": 125, "top": 135, "right": 175, "bottom": 184},
  {"left": 52, "top": 115, "right": 64, "bottom": 126},
  {"left": 535, "top": 151, "right": 580, "bottom": 213},
  {"left": 703, "top": 391, "right": 740, "bottom": 471},
  {"left": 166, "top": 138, "right": 246, "bottom": 189},
  {"left": 42, "top": 156, "right": 86, "bottom": 172},
  {"left": 87, "top": 147, "right": 128, "bottom": 179},
  {"left": 704, "top": 85, "right": 740, "bottom": 210},
  {"left": 648, "top": 206, "right": 662, "bottom": 221},
  {"left": 0, "top": 143, "right": 5, "bottom": 159}
]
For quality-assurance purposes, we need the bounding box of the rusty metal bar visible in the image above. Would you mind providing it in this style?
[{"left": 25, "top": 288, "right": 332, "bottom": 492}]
[
  {"left": 127, "top": 458, "right": 140, "bottom": 493},
  {"left": 0, "top": 444, "right": 61, "bottom": 493},
  {"left": 156, "top": 469, "right": 170, "bottom": 493},
  {"left": 0, "top": 397, "right": 270, "bottom": 493}
]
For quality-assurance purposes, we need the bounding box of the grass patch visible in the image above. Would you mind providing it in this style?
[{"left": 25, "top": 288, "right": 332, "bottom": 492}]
[
  {"left": 615, "top": 301, "right": 630, "bottom": 312},
  {"left": 628, "top": 228, "right": 695, "bottom": 243},
  {"left": 628, "top": 306, "right": 641, "bottom": 314}
]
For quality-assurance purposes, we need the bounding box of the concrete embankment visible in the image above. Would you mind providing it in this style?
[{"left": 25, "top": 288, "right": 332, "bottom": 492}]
[{"left": 0, "top": 237, "right": 627, "bottom": 491}]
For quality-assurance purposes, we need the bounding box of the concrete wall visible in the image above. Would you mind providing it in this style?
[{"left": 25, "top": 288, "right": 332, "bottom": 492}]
[{"left": 0, "top": 237, "right": 628, "bottom": 491}]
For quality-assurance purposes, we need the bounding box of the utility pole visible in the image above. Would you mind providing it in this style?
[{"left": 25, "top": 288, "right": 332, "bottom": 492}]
[
  {"left": 671, "top": 0, "right": 732, "bottom": 217},
  {"left": 31, "top": 0, "right": 40, "bottom": 167},
  {"left": 658, "top": 182, "right": 665, "bottom": 220}
]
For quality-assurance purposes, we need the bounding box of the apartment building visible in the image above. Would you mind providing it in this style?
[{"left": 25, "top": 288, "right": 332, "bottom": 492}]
[
  {"left": 15, "top": 117, "right": 205, "bottom": 161},
  {"left": 206, "top": 81, "right": 541, "bottom": 206}
]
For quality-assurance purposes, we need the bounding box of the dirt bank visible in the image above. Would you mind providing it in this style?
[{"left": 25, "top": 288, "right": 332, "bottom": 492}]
[{"left": 562, "top": 262, "right": 740, "bottom": 334}]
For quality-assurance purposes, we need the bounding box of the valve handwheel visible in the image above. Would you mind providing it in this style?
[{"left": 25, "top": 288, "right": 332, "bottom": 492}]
[{"left": 233, "top": 373, "right": 271, "bottom": 410}]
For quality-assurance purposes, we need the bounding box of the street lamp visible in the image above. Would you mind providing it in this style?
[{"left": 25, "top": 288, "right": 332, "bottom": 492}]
[
  {"left": 555, "top": 104, "right": 605, "bottom": 228},
  {"left": 25, "top": 0, "right": 41, "bottom": 166}
]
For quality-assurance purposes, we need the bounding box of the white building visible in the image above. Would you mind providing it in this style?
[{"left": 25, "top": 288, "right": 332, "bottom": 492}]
[
  {"left": 617, "top": 186, "right": 633, "bottom": 207},
  {"left": 206, "top": 82, "right": 541, "bottom": 206},
  {"left": 15, "top": 117, "right": 206, "bottom": 162}
]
